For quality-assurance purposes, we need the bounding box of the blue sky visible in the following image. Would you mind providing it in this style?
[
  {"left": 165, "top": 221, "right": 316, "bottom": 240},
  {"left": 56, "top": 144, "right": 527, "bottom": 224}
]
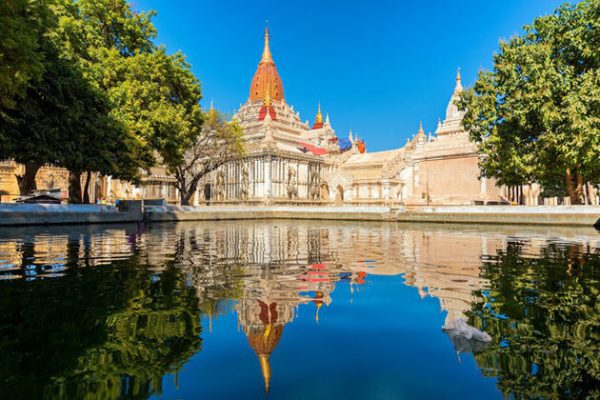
[{"left": 137, "top": 0, "right": 566, "bottom": 152}]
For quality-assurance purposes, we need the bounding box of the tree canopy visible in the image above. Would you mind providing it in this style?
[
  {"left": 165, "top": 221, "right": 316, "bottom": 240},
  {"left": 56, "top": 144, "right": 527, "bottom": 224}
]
[
  {"left": 0, "top": 0, "right": 205, "bottom": 202},
  {"left": 173, "top": 109, "right": 244, "bottom": 205},
  {"left": 459, "top": 0, "right": 600, "bottom": 204}
]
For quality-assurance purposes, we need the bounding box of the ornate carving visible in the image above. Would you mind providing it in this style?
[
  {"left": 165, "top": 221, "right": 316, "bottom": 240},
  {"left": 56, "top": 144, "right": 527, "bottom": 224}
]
[
  {"left": 286, "top": 167, "right": 298, "bottom": 199},
  {"left": 309, "top": 165, "right": 320, "bottom": 200},
  {"left": 241, "top": 165, "right": 249, "bottom": 201},
  {"left": 216, "top": 171, "right": 225, "bottom": 201}
]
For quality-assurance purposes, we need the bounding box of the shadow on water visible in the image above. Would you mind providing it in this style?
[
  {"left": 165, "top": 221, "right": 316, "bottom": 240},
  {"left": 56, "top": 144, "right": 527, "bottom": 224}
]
[{"left": 0, "top": 221, "right": 598, "bottom": 399}]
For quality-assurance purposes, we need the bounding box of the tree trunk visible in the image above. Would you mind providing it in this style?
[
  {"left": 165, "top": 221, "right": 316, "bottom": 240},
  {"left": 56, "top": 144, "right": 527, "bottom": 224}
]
[
  {"left": 16, "top": 162, "right": 42, "bottom": 195},
  {"left": 565, "top": 169, "right": 584, "bottom": 205},
  {"left": 83, "top": 171, "right": 92, "bottom": 204},
  {"left": 68, "top": 170, "right": 83, "bottom": 204},
  {"left": 180, "top": 177, "right": 200, "bottom": 206}
]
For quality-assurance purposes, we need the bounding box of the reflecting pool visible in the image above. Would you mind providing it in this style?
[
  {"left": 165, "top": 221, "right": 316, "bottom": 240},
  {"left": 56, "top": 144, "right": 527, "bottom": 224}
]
[{"left": 0, "top": 221, "right": 598, "bottom": 399}]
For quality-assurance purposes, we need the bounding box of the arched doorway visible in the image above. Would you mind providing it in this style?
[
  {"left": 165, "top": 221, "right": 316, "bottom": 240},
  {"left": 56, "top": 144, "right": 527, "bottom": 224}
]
[
  {"left": 320, "top": 183, "right": 329, "bottom": 202},
  {"left": 335, "top": 185, "right": 344, "bottom": 206},
  {"left": 204, "top": 184, "right": 211, "bottom": 204}
]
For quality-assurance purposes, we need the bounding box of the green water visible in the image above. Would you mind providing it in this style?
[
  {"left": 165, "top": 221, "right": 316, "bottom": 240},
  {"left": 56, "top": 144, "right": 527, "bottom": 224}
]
[{"left": 0, "top": 221, "right": 598, "bottom": 399}]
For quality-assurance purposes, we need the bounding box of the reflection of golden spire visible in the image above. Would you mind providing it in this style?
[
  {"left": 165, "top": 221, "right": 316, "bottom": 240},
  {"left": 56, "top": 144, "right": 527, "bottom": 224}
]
[
  {"left": 315, "top": 302, "right": 322, "bottom": 323},
  {"left": 258, "top": 354, "right": 272, "bottom": 393},
  {"left": 260, "top": 24, "right": 273, "bottom": 64}
]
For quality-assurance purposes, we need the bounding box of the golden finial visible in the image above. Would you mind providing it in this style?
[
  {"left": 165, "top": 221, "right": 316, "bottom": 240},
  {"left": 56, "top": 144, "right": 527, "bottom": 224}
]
[
  {"left": 208, "top": 99, "right": 215, "bottom": 118},
  {"left": 260, "top": 21, "right": 273, "bottom": 64},
  {"left": 316, "top": 102, "right": 323, "bottom": 124},
  {"left": 456, "top": 67, "right": 461, "bottom": 83}
]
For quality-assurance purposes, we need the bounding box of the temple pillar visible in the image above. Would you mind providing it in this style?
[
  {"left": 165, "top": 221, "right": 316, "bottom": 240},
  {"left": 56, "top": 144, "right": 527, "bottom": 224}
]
[{"left": 264, "top": 156, "right": 272, "bottom": 200}]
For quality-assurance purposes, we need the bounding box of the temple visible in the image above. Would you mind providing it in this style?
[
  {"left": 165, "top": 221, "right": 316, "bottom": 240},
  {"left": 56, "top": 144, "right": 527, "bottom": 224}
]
[
  {"left": 192, "top": 27, "right": 505, "bottom": 206},
  {"left": 1, "top": 26, "right": 520, "bottom": 205}
]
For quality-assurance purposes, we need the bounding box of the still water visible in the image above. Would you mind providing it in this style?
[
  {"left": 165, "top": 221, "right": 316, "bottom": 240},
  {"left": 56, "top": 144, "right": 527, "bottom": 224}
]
[{"left": 0, "top": 221, "right": 598, "bottom": 399}]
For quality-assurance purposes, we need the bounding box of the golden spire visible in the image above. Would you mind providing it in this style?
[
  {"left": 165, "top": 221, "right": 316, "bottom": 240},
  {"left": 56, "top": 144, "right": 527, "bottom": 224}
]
[
  {"left": 260, "top": 23, "right": 273, "bottom": 64},
  {"left": 456, "top": 67, "right": 461, "bottom": 83},
  {"left": 208, "top": 99, "right": 215, "bottom": 118},
  {"left": 316, "top": 102, "right": 323, "bottom": 124},
  {"left": 258, "top": 354, "right": 272, "bottom": 393}
]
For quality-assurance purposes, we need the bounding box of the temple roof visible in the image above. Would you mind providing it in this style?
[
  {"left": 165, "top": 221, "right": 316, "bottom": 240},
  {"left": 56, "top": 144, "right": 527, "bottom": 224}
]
[{"left": 249, "top": 26, "right": 284, "bottom": 102}]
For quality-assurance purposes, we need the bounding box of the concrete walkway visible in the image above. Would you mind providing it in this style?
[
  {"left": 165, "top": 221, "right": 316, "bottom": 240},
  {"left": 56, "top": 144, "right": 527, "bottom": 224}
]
[{"left": 1, "top": 203, "right": 599, "bottom": 227}]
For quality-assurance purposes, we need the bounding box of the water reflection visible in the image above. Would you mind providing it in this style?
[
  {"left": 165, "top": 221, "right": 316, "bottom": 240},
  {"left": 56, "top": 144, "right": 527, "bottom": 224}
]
[{"left": 0, "top": 222, "right": 598, "bottom": 399}]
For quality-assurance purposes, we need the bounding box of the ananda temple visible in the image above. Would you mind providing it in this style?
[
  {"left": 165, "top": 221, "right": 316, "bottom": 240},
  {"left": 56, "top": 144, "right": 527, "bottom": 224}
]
[
  {"left": 0, "top": 26, "right": 517, "bottom": 206},
  {"left": 192, "top": 26, "right": 506, "bottom": 206}
]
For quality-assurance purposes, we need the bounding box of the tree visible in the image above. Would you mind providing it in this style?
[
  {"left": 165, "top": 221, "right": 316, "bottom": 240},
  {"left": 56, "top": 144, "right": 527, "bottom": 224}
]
[
  {"left": 0, "top": 0, "right": 47, "bottom": 111},
  {"left": 2, "top": 0, "right": 203, "bottom": 201},
  {"left": 459, "top": 0, "right": 600, "bottom": 204},
  {"left": 72, "top": 0, "right": 205, "bottom": 201},
  {"left": 173, "top": 109, "right": 244, "bottom": 205}
]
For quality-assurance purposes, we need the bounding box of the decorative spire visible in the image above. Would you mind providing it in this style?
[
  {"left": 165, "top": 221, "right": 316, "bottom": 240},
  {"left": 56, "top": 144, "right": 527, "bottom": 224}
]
[
  {"left": 249, "top": 24, "right": 284, "bottom": 102},
  {"left": 312, "top": 103, "right": 324, "bottom": 129},
  {"left": 416, "top": 120, "right": 426, "bottom": 144},
  {"left": 208, "top": 99, "right": 215, "bottom": 118},
  {"left": 349, "top": 130, "right": 353, "bottom": 141},
  {"left": 454, "top": 67, "right": 463, "bottom": 93},
  {"left": 316, "top": 103, "right": 323, "bottom": 124},
  {"left": 260, "top": 23, "right": 273, "bottom": 64}
]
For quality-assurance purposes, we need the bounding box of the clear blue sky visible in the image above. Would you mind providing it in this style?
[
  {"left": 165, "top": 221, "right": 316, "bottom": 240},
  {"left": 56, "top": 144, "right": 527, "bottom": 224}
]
[{"left": 137, "top": 0, "right": 566, "bottom": 152}]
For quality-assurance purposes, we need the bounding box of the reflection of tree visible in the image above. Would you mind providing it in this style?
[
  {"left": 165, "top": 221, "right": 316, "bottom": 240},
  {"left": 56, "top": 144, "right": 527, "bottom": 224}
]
[
  {"left": 468, "top": 242, "right": 600, "bottom": 399},
  {"left": 0, "top": 256, "right": 201, "bottom": 400}
]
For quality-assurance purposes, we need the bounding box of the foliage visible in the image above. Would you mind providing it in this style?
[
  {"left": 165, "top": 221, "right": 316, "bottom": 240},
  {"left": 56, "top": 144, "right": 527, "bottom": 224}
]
[
  {"left": 0, "top": 249, "right": 201, "bottom": 400},
  {"left": 0, "top": 0, "right": 48, "bottom": 111},
  {"left": 468, "top": 242, "right": 600, "bottom": 399},
  {"left": 1, "top": 0, "right": 205, "bottom": 200},
  {"left": 173, "top": 109, "right": 244, "bottom": 205},
  {"left": 459, "top": 0, "right": 600, "bottom": 204}
]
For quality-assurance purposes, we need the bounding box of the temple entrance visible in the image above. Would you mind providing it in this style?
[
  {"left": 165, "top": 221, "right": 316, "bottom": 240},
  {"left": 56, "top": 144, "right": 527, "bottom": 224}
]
[
  {"left": 335, "top": 185, "right": 344, "bottom": 206},
  {"left": 204, "top": 184, "right": 211, "bottom": 203}
]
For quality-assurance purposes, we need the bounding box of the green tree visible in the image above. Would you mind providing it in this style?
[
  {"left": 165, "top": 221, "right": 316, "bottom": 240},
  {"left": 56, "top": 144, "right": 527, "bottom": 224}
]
[
  {"left": 69, "top": 0, "right": 205, "bottom": 201},
  {"left": 173, "top": 109, "right": 244, "bottom": 205},
  {"left": 459, "top": 0, "right": 600, "bottom": 204},
  {"left": 0, "top": 0, "right": 47, "bottom": 111},
  {"left": 0, "top": 0, "right": 148, "bottom": 198}
]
